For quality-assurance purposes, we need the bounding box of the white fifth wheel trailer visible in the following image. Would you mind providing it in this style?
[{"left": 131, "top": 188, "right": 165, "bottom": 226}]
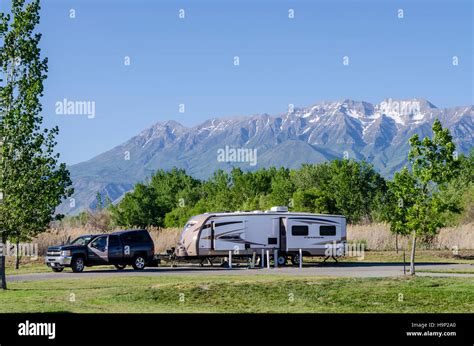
[{"left": 174, "top": 206, "right": 346, "bottom": 265}]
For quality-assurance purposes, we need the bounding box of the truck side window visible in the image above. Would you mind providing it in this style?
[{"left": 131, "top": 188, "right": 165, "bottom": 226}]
[
  {"left": 108, "top": 235, "right": 120, "bottom": 247},
  {"left": 292, "top": 225, "right": 309, "bottom": 236},
  {"left": 320, "top": 225, "right": 336, "bottom": 236},
  {"left": 122, "top": 232, "right": 148, "bottom": 244},
  {"left": 90, "top": 236, "right": 107, "bottom": 252}
]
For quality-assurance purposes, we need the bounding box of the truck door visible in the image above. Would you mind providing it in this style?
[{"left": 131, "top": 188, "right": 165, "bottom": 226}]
[
  {"left": 87, "top": 235, "right": 108, "bottom": 265},
  {"left": 107, "top": 235, "right": 123, "bottom": 264}
]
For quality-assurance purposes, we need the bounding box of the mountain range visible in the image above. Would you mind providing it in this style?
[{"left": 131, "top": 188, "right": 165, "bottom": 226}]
[{"left": 60, "top": 98, "right": 473, "bottom": 215}]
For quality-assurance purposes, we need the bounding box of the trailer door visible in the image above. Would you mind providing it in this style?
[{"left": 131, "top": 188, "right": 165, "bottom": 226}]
[{"left": 279, "top": 217, "right": 287, "bottom": 252}]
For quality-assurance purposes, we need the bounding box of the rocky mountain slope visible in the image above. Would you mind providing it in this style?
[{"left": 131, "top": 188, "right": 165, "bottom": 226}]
[{"left": 60, "top": 98, "right": 473, "bottom": 214}]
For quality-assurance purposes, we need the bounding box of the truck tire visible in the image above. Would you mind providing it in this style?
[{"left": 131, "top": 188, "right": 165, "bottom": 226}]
[
  {"left": 132, "top": 255, "right": 146, "bottom": 270},
  {"left": 52, "top": 267, "right": 64, "bottom": 272},
  {"left": 114, "top": 264, "right": 126, "bottom": 270},
  {"left": 71, "top": 256, "right": 85, "bottom": 273}
]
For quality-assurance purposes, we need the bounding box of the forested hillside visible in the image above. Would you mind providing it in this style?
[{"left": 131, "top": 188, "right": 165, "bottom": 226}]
[{"left": 62, "top": 151, "right": 472, "bottom": 230}]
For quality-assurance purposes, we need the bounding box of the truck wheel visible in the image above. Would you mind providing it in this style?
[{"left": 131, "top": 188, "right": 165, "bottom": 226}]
[
  {"left": 277, "top": 256, "right": 287, "bottom": 266},
  {"left": 52, "top": 267, "right": 64, "bottom": 272},
  {"left": 114, "top": 264, "right": 126, "bottom": 270},
  {"left": 291, "top": 254, "right": 301, "bottom": 266},
  {"left": 71, "top": 256, "right": 85, "bottom": 273},
  {"left": 132, "top": 255, "right": 146, "bottom": 270}
]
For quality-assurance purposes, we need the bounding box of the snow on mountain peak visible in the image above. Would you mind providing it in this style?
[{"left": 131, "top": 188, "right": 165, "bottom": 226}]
[
  {"left": 139, "top": 98, "right": 447, "bottom": 149},
  {"left": 376, "top": 98, "right": 437, "bottom": 125}
]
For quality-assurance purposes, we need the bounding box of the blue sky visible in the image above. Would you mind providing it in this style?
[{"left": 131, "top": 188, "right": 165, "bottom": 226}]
[{"left": 3, "top": 0, "right": 472, "bottom": 164}]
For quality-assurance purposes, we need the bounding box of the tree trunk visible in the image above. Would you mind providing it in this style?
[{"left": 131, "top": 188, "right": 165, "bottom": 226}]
[
  {"left": 395, "top": 233, "right": 399, "bottom": 254},
  {"left": 15, "top": 240, "right": 20, "bottom": 270},
  {"left": 410, "top": 231, "right": 416, "bottom": 276},
  {"left": 1, "top": 233, "right": 7, "bottom": 289}
]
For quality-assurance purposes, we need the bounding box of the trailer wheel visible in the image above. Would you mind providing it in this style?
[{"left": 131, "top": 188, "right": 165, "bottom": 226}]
[
  {"left": 290, "top": 254, "right": 301, "bottom": 266},
  {"left": 276, "top": 256, "right": 287, "bottom": 266}
]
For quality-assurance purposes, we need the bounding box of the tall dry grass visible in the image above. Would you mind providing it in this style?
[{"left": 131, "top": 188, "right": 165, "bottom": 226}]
[
  {"left": 348, "top": 223, "right": 474, "bottom": 250},
  {"left": 33, "top": 222, "right": 473, "bottom": 256},
  {"left": 148, "top": 227, "right": 181, "bottom": 253}
]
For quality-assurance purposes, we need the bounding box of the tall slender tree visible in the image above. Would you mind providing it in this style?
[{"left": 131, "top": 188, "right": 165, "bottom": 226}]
[
  {"left": 0, "top": 0, "right": 73, "bottom": 289},
  {"left": 384, "top": 119, "right": 460, "bottom": 275}
]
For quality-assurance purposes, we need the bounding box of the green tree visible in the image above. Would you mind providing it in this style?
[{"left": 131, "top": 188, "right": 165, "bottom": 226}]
[
  {"left": 230, "top": 167, "right": 274, "bottom": 210},
  {"left": 0, "top": 0, "right": 73, "bottom": 289},
  {"left": 112, "top": 160, "right": 387, "bottom": 229},
  {"left": 291, "top": 160, "right": 386, "bottom": 222},
  {"left": 268, "top": 167, "right": 294, "bottom": 207},
  {"left": 95, "top": 192, "right": 103, "bottom": 210},
  {"left": 111, "top": 168, "right": 201, "bottom": 228},
  {"left": 386, "top": 119, "right": 461, "bottom": 275},
  {"left": 437, "top": 150, "right": 473, "bottom": 225},
  {"left": 110, "top": 183, "right": 159, "bottom": 228},
  {"left": 200, "top": 169, "right": 233, "bottom": 211},
  {"left": 384, "top": 168, "right": 419, "bottom": 251}
]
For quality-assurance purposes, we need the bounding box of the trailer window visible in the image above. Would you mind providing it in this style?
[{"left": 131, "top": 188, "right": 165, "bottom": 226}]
[
  {"left": 320, "top": 225, "right": 336, "bottom": 236},
  {"left": 184, "top": 221, "right": 197, "bottom": 229},
  {"left": 292, "top": 225, "right": 308, "bottom": 236},
  {"left": 268, "top": 237, "right": 277, "bottom": 245}
]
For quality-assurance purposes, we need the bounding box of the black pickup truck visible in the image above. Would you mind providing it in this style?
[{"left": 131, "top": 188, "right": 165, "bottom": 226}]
[{"left": 45, "top": 229, "right": 156, "bottom": 272}]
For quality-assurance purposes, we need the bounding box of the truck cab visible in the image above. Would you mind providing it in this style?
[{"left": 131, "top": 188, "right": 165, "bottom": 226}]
[{"left": 45, "top": 229, "right": 156, "bottom": 272}]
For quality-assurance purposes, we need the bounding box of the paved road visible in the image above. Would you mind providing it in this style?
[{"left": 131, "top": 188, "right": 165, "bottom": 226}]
[{"left": 8, "top": 262, "right": 474, "bottom": 282}]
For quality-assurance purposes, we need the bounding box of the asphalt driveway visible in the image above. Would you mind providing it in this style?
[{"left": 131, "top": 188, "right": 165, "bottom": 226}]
[{"left": 7, "top": 262, "right": 474, "bottom": 282}]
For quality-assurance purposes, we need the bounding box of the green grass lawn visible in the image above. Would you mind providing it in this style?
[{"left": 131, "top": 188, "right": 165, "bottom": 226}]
[
  {"left": 418, "top": 268, "right": 474, "bottom": 274},
  {"left": 5, "top": 261, "right": 52, "bottom": 276},
  {"left": 0, "top": 275, "right": 472, "bottom": 313}
]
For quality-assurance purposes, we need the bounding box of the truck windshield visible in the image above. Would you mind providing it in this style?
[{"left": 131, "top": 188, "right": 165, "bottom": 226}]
[{"left": 70, "top": 236, "right": 92, "bottom": 246}]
